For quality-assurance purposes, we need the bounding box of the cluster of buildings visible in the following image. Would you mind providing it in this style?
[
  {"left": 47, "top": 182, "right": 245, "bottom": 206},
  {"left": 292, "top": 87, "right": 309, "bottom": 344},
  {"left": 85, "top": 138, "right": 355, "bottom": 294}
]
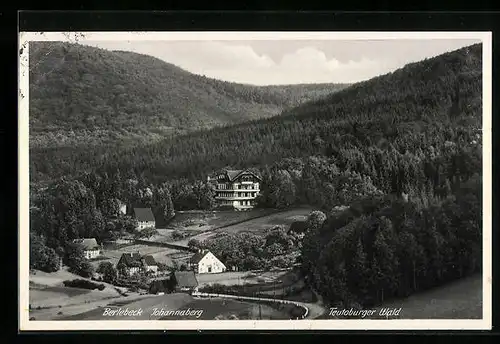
[{"left": 69, "top": 168, "right": 260, "bottom": 293}]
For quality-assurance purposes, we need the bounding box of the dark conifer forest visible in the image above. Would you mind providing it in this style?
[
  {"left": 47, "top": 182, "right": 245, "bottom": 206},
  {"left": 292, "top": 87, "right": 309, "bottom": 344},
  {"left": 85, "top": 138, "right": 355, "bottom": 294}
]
[{"left": 29, "top": 42, "right": 483, "bottom": 309}]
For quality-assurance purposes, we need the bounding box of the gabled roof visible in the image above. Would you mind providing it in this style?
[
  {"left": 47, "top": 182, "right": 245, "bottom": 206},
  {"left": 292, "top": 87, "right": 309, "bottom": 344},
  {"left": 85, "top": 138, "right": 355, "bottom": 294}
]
[
  {"left": 212, "top": 169, "right": 262, "bottom": 182},
  {"left": 189, "top": 250, "right": 209, "bottom": 265},
  {"left": 230, "top": 169, "right": 262, "bottom": 181},
  {"left": 73, "top": 238, "right": 100, "bottom": 250},
  {"left": 133, "top": 208, "right": 155, "bottom": 222},
  {"left": 173, "top": 271, "right": 198, "bottom": 288},
  {"left": 142, "top": 255, "right": 157, "bottom": 266},
  {"left": 189, "top": 250, "right": 226, "bottom": 268},
  {"left": 118, "top": 252, "right": 142, "bottom": 267},
  {"left": 226, "top": 170, "right": 244, "bottom": 181}
]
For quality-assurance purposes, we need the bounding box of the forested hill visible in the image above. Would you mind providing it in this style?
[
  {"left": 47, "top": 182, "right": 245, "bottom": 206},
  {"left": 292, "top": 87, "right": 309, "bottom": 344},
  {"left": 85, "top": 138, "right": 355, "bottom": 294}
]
[
  {"left": 31, "top": 43, "right": 482, "bottom": 185},
  {"left": 29, "top": 42, "right": 348, "bottom": 147}
]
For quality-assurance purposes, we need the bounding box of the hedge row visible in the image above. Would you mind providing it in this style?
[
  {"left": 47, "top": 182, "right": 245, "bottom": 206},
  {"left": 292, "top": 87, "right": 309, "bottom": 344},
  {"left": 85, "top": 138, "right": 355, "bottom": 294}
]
[{"left": 63, "top": 279, "right": 106, "bottom": 290}]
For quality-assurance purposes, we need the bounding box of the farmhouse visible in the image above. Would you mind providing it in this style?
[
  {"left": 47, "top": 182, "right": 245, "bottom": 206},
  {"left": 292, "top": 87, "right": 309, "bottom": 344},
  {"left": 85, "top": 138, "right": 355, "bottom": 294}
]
[
  {"left": 207, "top": 169, "right": 261, "bottom": 210},
  {"left": 133, "top": 207, "right": 156, "bottom": 231},
  {"left": 171, "top": 271, "right": 198, "bottom": 294},
  {"left": 117, "top": 253, "right": 143, "bottom": 276},
  {"left": 189, "top": 250, "right": 226, "bottom": 274},
  {"left": 116, "top": 252, "right": 159, "bottom": 276},
  {"left": 142, "top": 255, "right": 159, "bottom": 275},
  {"left": 72, "top": 238, "right": 101, "bottom": 259}
]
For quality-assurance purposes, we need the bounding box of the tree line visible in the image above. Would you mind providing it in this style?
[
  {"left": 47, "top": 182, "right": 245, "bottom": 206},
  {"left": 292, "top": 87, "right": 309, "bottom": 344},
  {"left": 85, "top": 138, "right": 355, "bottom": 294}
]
[
  {"left": 301, "top": 173, "right": 481, "bottom": 308},
  {"left": 30, "top": 44, "right": 482, "bottom": 194}
]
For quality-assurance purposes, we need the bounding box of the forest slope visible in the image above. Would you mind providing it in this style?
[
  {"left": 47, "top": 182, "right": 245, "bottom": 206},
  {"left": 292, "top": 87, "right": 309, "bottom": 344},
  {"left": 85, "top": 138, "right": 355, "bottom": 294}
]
[
  {"left": 29, "top": 42, "right": 347, "bottom": 147},
  {"left": 30, "top": 43, "right": 482, "bottom": 189}
]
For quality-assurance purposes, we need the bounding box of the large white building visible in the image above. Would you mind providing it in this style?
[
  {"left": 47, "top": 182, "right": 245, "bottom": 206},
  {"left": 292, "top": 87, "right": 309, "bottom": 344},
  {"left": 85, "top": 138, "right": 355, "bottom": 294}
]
[
  {"left": 188, "top": 250, "right": 226, "bottom": 274},
  {"left": 207, "top": 169, "right": 261, "bottom": 210}
]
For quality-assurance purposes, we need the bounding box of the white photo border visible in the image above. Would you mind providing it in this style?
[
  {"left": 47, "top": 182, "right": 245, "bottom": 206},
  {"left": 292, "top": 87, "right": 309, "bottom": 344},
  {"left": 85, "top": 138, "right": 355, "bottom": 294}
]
[{"left": 18, "top": 31, "right": 493, "bottom": 331}]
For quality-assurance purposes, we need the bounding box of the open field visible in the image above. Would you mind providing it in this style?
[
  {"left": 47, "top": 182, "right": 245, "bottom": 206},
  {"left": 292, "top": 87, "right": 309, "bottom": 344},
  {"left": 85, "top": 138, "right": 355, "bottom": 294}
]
[
  {"left": 217, "top": 207, "right": 313, "bottom": 236},
  {"left": 58, "top": 293, "right": 291, "bottom": 320},
  {"left": 92, "top": 243, "right": 180, "bottom": 268},
  {"left": 167, "top": 209, "right": 276, "bottom": 232},
  {"left": 318, "top": 274, "right": 483, "bottom": 319},
  {"left": 28, "top": 268, "right": 152, "bottom": 320},
  {"left": 96, "top": 208, "right": 305, "bottom": 268},
  {"left": 171, "top": 207, "right": 315, "bottom": 246},
  {"left": 165, "top": 298, "right": 290, "bottom": 320},
  {"left": 196, "top": 269, "right": 293, "bottom": 287}
]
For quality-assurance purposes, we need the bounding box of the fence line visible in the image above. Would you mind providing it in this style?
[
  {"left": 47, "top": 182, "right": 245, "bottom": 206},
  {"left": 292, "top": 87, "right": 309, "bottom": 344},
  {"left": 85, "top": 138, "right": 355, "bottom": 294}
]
[
  {"left": 192, "top": 291, "right": 309, "bottom": 319},
  {"left": 133, "top": 239, "right": 195, "bottom": 252}
]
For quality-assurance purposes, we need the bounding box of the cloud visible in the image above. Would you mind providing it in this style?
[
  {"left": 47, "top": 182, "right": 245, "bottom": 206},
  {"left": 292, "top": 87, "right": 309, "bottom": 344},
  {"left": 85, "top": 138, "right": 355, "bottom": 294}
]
[
  {"left": 81, "top": 40, "right": 474, "bottom": 85},
  {"left": 169, "top": 43, "right": 392, "bottom": 85},
  {"left": 148, "top": 42, "right": 391, "bottom": 85}
]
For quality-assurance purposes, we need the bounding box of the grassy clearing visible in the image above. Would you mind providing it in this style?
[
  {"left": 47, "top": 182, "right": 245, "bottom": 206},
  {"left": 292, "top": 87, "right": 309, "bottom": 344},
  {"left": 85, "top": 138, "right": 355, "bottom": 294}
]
[
  {"left": 176, "top": 298, "right": 291, "bottom": 320},
  {"left": 317, "top": 274, "right": 482, "bottom": 319},
  {"left": 217, "top": 207, "right": 314, "bottom": 236},
  {"left": 56, "top": 292, "right": 291, "bottom": 320},
  {"left": 170, "top": 207, "right": 315, "bottom": 247},
  {"left": 167, "top": 209, "right": 275, "bottom": 232},
  {"left": 28, "top": 268, "right": 131, "bottom": 321},
  {"left": 59, "top": 293, "right": 194, "bottom": 320}
]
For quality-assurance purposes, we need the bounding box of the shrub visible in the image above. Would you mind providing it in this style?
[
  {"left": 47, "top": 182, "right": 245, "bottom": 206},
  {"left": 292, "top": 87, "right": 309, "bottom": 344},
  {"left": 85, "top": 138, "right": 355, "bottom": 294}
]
[
  {"left": 30, "top": 233, "right": 61, "bottom": 273},
  {"left": 63, "top": 279, "right": 105, "bottom": 291}
]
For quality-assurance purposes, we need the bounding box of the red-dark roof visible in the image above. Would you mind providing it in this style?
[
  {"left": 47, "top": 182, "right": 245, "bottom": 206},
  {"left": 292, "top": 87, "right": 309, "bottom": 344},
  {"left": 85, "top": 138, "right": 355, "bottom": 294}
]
[
  {"left": 142, "top": 255, "right": 157, "bottom": 266},
  {"left": 211, "top": 169, "right": 262, "bottom": 182},
  {"left": 118, "top": 253, "right": 142, "bottom": 267},
  {"left": 173, "top": 271, "right": 198, "bottom": 288},
  {"left": 73, "top": 238, "right": 99, "bottom": 250},
  {"left": 189, "top": 251, "right": 209, "bottom": 265},
  {"left": 133, "top": 208, "right": 155, "bottom": 222}
]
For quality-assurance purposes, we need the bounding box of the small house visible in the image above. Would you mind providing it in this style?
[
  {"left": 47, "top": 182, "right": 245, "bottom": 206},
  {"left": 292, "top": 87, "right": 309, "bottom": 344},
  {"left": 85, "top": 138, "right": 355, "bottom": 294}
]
[
  {"left": 133, "top": 208, "right": 156, "bottom": 231},
  {"left": 142, "top": 255, "right": 159, "bottom": 275},
  {"left": 73, "top": 238, "right": 101, "bottom": 260},
  {"left": 171, "top": 271, "right": 198, "bottom": 294},
  {"left": 117, "top": 252, "right": 143, "bottom": 276},
  {"left": 116, "top": 252, "right": 162, "bottom": 276},
  {"left": 189, "top": 250, "right": 226, "bottom": 274}
]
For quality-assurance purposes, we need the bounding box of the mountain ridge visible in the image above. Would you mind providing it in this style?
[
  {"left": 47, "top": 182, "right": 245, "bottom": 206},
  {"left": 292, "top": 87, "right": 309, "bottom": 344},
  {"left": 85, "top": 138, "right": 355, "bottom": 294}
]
[
  {"left": 30, "top": 43, "right": 482, "bottom": 186},
  {"left": 29, "top": 41, "right": 348, "bottom": 148}
]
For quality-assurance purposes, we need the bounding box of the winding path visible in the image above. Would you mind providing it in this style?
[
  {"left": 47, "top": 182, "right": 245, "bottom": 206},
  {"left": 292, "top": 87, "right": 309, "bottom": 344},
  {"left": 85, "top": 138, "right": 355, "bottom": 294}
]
[{"left": 192, "top": 291, "right": 327, "bottom": 319}]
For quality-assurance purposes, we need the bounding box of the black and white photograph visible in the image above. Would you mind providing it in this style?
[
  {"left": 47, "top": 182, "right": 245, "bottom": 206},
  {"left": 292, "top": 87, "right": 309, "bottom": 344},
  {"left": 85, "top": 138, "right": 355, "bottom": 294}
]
[{"left": 18, "top": 31, "right": 492, "bottom": 331}]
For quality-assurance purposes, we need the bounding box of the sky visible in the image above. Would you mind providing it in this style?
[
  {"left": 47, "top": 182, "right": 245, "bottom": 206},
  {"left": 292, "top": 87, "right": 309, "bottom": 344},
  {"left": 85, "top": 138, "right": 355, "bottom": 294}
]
[{"left": 82, "top": 39, "right": 481, "bottom": 85}]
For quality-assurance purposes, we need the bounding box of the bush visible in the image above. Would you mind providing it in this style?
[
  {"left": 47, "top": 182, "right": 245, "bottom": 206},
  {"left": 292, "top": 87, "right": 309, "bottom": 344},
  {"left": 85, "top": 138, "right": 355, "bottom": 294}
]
[
  {"left": 97, "top": 261, "right": 118, "bottom": 284},
  {"left": 30, "top": 233, "right": 61, "bottom": 273},
  {"left": 63, "top": 279, "right": 106, "bottom": 291},
  {"left": 65, "top": 243, "right": 94, "bottom": 277}
]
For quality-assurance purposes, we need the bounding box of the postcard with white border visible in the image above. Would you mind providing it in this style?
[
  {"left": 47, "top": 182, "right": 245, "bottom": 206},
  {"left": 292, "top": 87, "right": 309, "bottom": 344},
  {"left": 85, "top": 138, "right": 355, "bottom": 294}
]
[{"left": 19, "top": 31, "right": 492, "bottom": 331}]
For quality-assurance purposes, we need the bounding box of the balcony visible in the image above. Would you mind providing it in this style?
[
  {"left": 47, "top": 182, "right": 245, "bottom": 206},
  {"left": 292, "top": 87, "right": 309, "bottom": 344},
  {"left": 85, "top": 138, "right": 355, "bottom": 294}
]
[
  {"left": 215, "top": 195, "right": 258, "bottom": 200},
  {"left": 216, "top": 188, "right": 260, "bottom": 192}
]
